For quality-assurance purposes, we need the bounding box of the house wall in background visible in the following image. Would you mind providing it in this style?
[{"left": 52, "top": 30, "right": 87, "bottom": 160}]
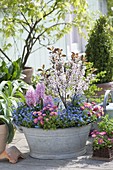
[
  {"left": 0, "top": 0, "right": 107, "bottom": 73},
  {"left": 67, "top": 0, "right": 107, "bottom": 55},
  {"left": 0, "top": 14, "right": 67, "bottom": 73}
]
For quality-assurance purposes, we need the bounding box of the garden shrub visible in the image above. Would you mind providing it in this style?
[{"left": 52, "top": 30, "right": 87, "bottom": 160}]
[{"left": 85, "top": 15, "right": 113, "bottom": 83}]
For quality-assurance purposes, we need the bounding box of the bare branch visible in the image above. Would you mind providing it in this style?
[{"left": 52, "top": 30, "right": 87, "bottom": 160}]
[
  {"left": 0, "top": 48, "right": 11, "bottom": 62},
  {"left": 33, "top": 22, "right": 67, "bottom": 46},
  {"left": 41, "top": 0, "right": 55, "bottom": 11},
  {"left": 57, "top": 84, "right": 67, "bottom": 109},
  {"left": 21, "top": 1, "right": 60, "bottom": 67},
  {"left": 20, "top": 11, "right": 31, "bottom": 30},
  {"left": 46, "top": 0, "right": 54, "bottom": 5},
  {"left": 31, "top": 46, "right": 43, "bottom": 54},
  {"left": 19, "top": 23, "right": 29, "bottom": 33}
]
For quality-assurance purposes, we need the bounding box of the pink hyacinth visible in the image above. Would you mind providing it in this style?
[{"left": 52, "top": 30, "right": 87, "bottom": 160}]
[
  {"left": 35, "top": 83, "right": 45, "bottom": 101},
  {"left": 26, "top": 86, "right": 36, "bottom": 106}
]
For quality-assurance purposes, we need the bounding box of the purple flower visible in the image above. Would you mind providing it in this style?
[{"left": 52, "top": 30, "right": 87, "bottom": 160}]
[
  {"left": 44, "top": 95, "right": 54, "bottom": 106},
  {"left": 26, "top": 86, "right": 36, "bottom": 106},
  {"left": 35, "top": 83, "right": 45, "bottom": 101},
  {"left": 98, "top": 138, "right": 104, "bottom": 144}
]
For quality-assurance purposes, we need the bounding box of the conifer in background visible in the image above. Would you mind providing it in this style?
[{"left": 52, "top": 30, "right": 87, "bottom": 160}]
[{"left": 85, "top": 16, "right": 113, "bottom": 83}]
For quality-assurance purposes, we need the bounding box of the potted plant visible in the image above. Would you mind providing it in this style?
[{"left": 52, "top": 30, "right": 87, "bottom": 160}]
[
  {"left": 12, "top": 48, "right": 104, "bottom": 159},
  {"left": 0, "top": 115, "right": 14, "bottom": 154},
  {"left": 0, "top": 80, "right": 27, "bottom": 154},
  {"left": 85, "top": 15, "right": 113, "bottom": 95},
  {"left": 0, "top": 58, "right": 21, "bottom": 82},
  {"left": 0, "top": 0, "right": 91, "bottom": 83},
  {"left": 92, "top": 115, "right": 113, "bottom": 160}
]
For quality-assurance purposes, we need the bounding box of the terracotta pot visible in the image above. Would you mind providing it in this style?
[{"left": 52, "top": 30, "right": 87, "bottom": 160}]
[
  {"left": 96, "top": 81, "right": 113, "bottom": 96},
  {"left": 0, "top": 124, "right": 8, "bottom": 154},
  {"left": 22, "top": 67, "right": 33, "bottom": 84}
]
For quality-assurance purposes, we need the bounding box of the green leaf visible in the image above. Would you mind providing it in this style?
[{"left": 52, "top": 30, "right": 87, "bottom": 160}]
[{"left": 0, "top": 115, "right": 15, "bottom": 144}]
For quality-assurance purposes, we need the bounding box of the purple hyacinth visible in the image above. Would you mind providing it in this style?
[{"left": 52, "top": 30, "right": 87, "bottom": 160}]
[
  {"left": 25, "top": 86, "right": 36, "bottom": 106},
  {"left": 35, "top": 83, "right": 45, "bottom": 101},
  {"left": 44, "top": 95, "right": 54, "bottom": 106}
]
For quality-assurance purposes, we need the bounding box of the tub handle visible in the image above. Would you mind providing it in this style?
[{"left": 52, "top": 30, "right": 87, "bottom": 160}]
[{"left": 103, "top": 90, "right": 113, "bottom": 112}]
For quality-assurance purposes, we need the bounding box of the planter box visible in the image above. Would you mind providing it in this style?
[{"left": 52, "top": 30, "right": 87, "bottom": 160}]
[
  {"left": 22, "top": 124, "right": 91, "bottom": 159},
  {"left": 93, "top": 147, "right": 113, "bottom": 161}
]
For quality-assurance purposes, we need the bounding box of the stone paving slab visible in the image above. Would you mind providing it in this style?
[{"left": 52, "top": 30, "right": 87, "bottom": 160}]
[{"left": 0, "top": 131, "right": 113, "bottom": 170}]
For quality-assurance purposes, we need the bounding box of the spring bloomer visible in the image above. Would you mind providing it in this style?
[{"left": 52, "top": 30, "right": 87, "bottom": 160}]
[
  {"left": 35, "top": 82, "right": 45, "bottom": 101},
  {"left": 12, "top": 48, "right": 104, "bottom": 130},
  {"left": 12, "top": 83, "right": 104, "bottom": 130},
  {"left": 92, "top": 115, "right": 113, "bottom": 150},
  {"left": 26, "top": 86, "right": 36, "bottom": 106}
]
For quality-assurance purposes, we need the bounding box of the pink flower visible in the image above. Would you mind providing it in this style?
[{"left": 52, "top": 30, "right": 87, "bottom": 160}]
[
  {"left": 34, "top": 118, "right": 38, "bottom": 124},
  {"left": 40, "top": 120, "right": 44, "bottom": 125},
  {"left": 108, "top": 138, "right": 113, "bottom": 142},
  {"left": 50, "top": 112, "right": 58, "bottom": 116},
  {"left": 98, "top": 138, "right": 104, "bottom": 144},
  {"left": 33, "top": 111, "right": 37, "bottom": 115},
  {"left": 99, "top": 132, "right": 106, "bottom": 136},
  {"left": 49, "top": 108, "right": 54, "bottom": 111},
  {"left": 43, "top": 106, "right": 48, "bottom": 111},
  {"left": 26, "top": 86, "right": 36, "bottom": 106},
  {"left": 53, "top": 105, "right": 58, "bottom": 109},
  {"left": 84, "top": 102, "right": 92, "bottom": 109},
  {"left": 37, "top": 111, "right": 42, "bottom": 116},
  {"left": 96, "top": 113, "right": 101, "bottom": 118},
  {"left": 91, "top": 102, "right": 96, "bottom": 105},
  {"left": 80, "top": 106, "right": 85, "bottom": 110},
  {"left": 93, "top": 106, "right": 99, "bottom": 111},
  {"left": 45, "top": 118, "right": 49, "bottom": 122},
  {"left": 38, "top": 116, "right": 43, "bottom": 121},
  {"left": 92, "top": 134, "right": 97, "bottom": 138},
  {"left": 35, "top": 83, "right": 45, "bottom": 101},
  {"left": 88, "top": 112, "right": 92, "bottom": 116},
  {"left": 101, "top": 110, "right": 104, "bottom": 116},
  {"left": 91, "top": 130, "right": 99, "bottom": 137}
]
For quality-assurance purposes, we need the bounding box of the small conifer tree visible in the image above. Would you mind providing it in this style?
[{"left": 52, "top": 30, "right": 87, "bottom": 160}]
[{"left": 85, "top": 15, "right": 113, "bottom": 83}]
